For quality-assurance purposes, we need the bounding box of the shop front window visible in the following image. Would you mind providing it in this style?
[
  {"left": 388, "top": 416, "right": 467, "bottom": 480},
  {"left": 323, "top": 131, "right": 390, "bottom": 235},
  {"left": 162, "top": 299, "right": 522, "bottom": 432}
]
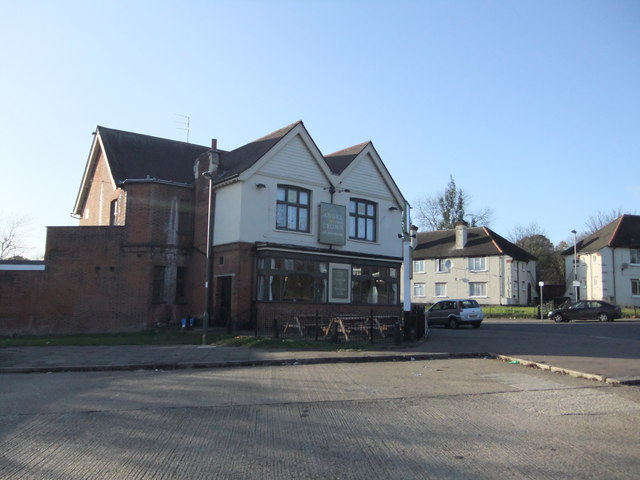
[
  {"left": 351, "top": 264, "right": 399, "bottom": 305},
  {"left": 257, "top": 256, "right": 328, "bottom": 303},
  {"left": 257, "top": 255, "right": 399, "bottom": 305}
]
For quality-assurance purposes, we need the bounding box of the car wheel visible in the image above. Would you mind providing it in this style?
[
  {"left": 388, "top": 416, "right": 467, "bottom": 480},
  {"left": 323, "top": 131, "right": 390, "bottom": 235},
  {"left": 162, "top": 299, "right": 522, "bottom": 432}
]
[
  {"left": 598, "top": 313, "right": 610, "bottom": 322},
  {"left": 447, "top": 317, "right": 458, "bottom": 329},
  {"left": 472, "top": 322, "right": 481, "bottom": 328},
  {"left": 552, "top": 314, "right": 564, "bottom": 323}
]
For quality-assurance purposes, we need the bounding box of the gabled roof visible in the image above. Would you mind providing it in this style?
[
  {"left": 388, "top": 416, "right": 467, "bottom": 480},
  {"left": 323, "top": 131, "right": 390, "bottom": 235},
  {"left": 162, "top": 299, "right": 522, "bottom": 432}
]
[
  {"left": 565, "top": 214, "right": 640, "bottom": 255},
  {"left": 324, "top": 142, "right": 369, "bottom": 174},
  {"left": 74, "top": 121, "right": 407, "bottom": 213},
  {"left": 97, "top": 126, "right": 210, "bottom": 184},
  {"left": 73, "top": 127, "right": 210, "bottom": 215},
  {"left": 215, "top": 121, "right": 302, "bottom": 182},
  {"left": 325, "top": 141, "right": 406, "bottom": 209},
  {"left": 413, "top": 226, "right": 537, "bottom": 262},
  {"left": 212, "top": 122, "right": 406, "bottom": 208}
]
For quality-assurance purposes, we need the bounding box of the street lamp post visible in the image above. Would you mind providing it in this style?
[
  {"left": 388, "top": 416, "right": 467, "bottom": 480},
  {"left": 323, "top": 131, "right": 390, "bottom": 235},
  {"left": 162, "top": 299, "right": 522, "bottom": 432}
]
[
  {"left": 571, "top": 229, "right": 578, "bottom": 302},
  {"left": 202, "top": 171, "right": 214, "bottom": 346},
  {"left": 538, "top": 281, "right": 544, "bottom": 320}
]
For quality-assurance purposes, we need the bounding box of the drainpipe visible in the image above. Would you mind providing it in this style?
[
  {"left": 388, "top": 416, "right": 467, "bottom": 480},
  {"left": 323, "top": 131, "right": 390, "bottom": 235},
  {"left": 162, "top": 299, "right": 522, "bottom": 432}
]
[
  {"left": 499, "top": 256, "right": 504, "bottom": 306},
  {"left": 516, "top": 261, "right": 520, "bottom": 305},
  {"left": 611, "top": 248, "right": 616, "bottom": 303},
  {"left": 328, "top": 185, "right": 335, "bottom": 203}
]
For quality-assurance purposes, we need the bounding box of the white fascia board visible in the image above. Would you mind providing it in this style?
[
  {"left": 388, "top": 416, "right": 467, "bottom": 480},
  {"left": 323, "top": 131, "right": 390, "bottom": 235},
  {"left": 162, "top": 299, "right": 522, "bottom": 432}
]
[
  {"left": 72, "top": 131, "right": 101, "bottom": 215},
  {"left": 237, "top": 123, "right": 334, "bottom": 185},
  {"left": 336, "top": 142, "right": 407, "bottom": 209},
  {"left": 98, "top": 134, "right": 118, "bottom": 189},
  {"left": 72, "top": 131, "right": 118, "bottom": 215}
]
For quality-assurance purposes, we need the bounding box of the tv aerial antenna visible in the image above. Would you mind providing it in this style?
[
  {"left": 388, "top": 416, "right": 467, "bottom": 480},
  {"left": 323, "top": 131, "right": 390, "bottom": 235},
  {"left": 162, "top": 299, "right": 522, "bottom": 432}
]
[{"left": 174, "top": 114, "right": 190, "bottom": 143}]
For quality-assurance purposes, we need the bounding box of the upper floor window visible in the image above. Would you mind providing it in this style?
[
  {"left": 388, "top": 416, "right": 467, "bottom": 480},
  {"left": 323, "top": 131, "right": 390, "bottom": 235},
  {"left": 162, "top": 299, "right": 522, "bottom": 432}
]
[
  {"left": 631, "top": 249, "right": 640, "bottom": 265},
  {"left": 468, "top": 257, "right": 486, "bottom": 271},
  {"left": 469, "top": 282, "right": 487, "bottom": 297},
  {"left": 413, "top": 260, "right": 425, "bottom": 274},
  {"left": 349, "top": 199, "right": 376, "bottom": 241},
  {"left": 276, "top": 186, "right": 310, "bottom": 232},
  {"left": 435, "top": 258, "right": 451, "bottom": 273}
]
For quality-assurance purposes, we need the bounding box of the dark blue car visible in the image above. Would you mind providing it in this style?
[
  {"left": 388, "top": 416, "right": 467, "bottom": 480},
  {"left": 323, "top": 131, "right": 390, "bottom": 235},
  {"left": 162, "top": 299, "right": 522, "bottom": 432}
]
[{"left": 548, "top": 300, "right": 621, "bottom": 323}]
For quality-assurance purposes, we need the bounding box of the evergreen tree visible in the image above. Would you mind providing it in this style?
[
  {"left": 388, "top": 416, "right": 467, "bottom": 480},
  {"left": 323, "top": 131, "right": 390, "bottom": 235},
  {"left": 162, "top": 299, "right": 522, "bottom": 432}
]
[
  {"left": 414, "top": 175, "right": 493, "bottom": 231},
  {"left": 437, "top": 176, "right": 465, "bottom": 229}
]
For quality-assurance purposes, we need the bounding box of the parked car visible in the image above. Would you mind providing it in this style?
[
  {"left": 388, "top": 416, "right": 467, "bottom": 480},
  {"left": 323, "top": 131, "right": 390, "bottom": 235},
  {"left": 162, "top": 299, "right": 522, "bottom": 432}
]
[
  {"left": 425, "top": 299, "right": 484, "bottom": 329},
  {"left": 547, "top": 300, "right": 621, "bottom": 323}
]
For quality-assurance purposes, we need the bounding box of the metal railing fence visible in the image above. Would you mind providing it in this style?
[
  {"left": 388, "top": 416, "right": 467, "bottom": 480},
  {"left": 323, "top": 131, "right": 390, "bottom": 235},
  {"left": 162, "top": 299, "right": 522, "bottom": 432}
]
[{"left": 257, "top": 309, "right": 405, "bottom": 344}]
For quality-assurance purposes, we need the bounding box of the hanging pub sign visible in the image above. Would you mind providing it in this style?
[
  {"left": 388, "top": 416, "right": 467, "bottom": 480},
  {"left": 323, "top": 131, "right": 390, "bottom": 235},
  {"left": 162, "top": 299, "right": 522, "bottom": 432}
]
[{"left": 318, "top": 202, "right": 346, "bottom": 245}]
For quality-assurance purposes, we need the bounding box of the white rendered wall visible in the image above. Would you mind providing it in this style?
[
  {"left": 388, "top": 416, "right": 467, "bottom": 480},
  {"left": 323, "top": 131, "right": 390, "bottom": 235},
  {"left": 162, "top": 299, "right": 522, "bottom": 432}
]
[{"left": 212, "top": 134, "right": 404, "bottom": 260}]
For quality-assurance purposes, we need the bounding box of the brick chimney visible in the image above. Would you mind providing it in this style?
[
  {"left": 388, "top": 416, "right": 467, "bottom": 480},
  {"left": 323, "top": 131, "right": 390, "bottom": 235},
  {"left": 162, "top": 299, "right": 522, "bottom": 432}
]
[
  {"left": 455, "top": 221, "right": 468, "bottom": 249},
  {"left": 194, "top": 148, "right": 222, "bottom": 179}
]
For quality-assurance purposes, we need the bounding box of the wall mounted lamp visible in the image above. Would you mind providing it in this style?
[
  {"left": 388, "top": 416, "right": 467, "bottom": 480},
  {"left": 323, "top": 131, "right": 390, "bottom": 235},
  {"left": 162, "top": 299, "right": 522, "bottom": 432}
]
[
  {"left": 389, "top": 206, "right": 399, "bottom": 211},
  {"left": 255, "top": 183, "right": 266, "bottom": 189}
]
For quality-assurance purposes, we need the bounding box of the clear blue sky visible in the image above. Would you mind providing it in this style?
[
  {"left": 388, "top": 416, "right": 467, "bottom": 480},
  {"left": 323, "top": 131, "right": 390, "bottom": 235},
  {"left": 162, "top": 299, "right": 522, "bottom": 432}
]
[{"left": 1, "top": 0, "right": 638, "bottom": 258}]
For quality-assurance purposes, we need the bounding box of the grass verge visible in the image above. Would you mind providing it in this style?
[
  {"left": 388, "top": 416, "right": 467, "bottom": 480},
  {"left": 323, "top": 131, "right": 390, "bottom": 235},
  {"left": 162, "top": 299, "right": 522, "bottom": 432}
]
[
  {"left": 0, "top": 327, "right": 203, "bottom": 347},
  {"left": 0, "top": 327, "right": 374, "bottom": 350}
]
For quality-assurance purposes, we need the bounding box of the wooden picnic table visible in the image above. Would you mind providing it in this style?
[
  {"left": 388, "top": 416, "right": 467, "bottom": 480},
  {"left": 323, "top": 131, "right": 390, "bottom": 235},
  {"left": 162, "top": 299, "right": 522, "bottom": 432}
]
[
  {"left": 323, "top": 315, "right": 394, "bottom": 341},
  {"left": 283, "top": 314, "right": 321, "bottom": 336}
]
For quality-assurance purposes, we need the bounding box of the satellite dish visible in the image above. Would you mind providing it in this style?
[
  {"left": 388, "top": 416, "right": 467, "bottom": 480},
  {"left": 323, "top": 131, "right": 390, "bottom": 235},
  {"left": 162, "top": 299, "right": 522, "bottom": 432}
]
[{"left": 444, "top": 259, "right": 452, "bottom": 270}]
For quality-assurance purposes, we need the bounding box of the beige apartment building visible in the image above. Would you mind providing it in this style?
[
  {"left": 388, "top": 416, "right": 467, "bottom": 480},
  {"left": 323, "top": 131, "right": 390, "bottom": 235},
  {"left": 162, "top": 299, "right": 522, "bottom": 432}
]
[{"left": 411, "top": 222, "right": 537, "bottom": 306}]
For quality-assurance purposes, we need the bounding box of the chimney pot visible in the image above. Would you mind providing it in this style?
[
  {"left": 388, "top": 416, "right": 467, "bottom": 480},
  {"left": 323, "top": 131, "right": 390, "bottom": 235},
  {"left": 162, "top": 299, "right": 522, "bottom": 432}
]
[
  {"left": 455, "top": 221, "right": 468, "bottom": 249},
  {"left": 211, "top": 139, "right": 218, "bottom": 150}
]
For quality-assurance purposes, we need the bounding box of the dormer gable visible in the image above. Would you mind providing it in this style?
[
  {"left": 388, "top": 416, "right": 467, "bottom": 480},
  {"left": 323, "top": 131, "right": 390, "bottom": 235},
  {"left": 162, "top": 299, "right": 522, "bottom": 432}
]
[
  {"left": 233, "top": 121, "right": 334, "bottom": 186},
  {"left": 327, "top": 141, "right": 405, "bottom": 209}
]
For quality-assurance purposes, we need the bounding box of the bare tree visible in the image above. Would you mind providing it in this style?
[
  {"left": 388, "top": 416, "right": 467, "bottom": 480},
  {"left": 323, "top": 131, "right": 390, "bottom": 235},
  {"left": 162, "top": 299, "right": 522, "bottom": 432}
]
[
  {"left": 0, "top": 213, "right": 32, "bottom": 260},
  {"left": 509, "top": 222, "right": 564, "bottom": 284},
  {"left": 413, "top": 196, "right": 441, "bottom": 231},
  {"left": 467, "top": 205, "right": 495, "bottom": 229},
  {"left": 583, "top": 209, "right": 625, "bottom": 235},
  {"left": 413, "top": 175, "right": 493, "bottom": 231},
  {"left": 507, "top": 222, "right": 546, "bottom": 244}
]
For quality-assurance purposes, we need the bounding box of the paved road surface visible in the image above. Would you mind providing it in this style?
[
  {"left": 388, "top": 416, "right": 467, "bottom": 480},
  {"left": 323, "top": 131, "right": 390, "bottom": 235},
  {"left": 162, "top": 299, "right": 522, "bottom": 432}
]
[
  {"left": 425, "top": 318, "right": 640, "bottom": 382},
  {"left": 1, "top": 319, "right": 639, "bottom": 383},
  {"left": 2, "top": 358, "right": 639, "bottom": 479}
]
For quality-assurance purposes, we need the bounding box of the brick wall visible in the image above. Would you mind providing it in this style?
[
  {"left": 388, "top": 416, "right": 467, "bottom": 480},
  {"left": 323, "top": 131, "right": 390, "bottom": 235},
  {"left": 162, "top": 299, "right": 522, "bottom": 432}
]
[
  {"left": 211, "top": 242, "right": 254, "bottom": 329},
  {"left": 79, "top": 150, "right": 123, "bottom": 226},
  {"left": 0, "top": 179, "right": 199, "bottom": 335},
  {"left": 0, "top": 226, "right": 139, "bottom": 335}
]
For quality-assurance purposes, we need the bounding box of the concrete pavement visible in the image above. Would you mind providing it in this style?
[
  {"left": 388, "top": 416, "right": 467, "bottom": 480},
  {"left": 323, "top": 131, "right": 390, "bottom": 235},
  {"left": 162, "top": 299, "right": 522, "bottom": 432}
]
[{"left": 1, "top": 318, "right": 639, "bottom": 384}]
